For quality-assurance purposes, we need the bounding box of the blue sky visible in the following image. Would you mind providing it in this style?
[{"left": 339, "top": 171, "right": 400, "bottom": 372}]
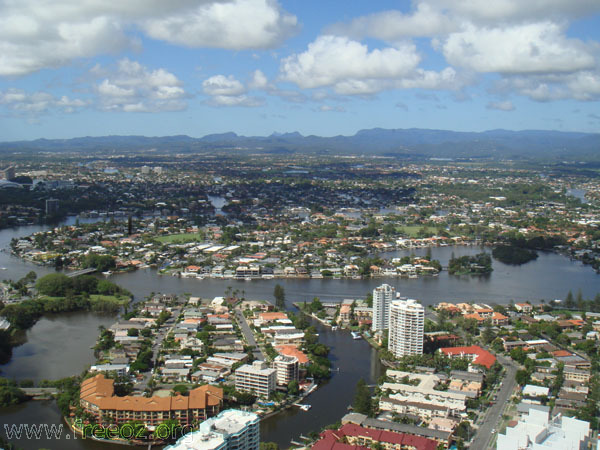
[{"left": 0, "top": 0, "right": 599, "bottom": 140}]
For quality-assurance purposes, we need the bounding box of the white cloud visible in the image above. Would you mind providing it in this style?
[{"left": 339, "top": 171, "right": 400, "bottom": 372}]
[
  {"left": 442, "top": 22, "right": 595, "bottom": 74},
  {"left": 0, "top": 0, "right": 298, "bottom": 76},
  {"left": 0, "top": 88, "right": 88, "bottom": 114},
  {"left": 202, "top": 74, "right": 264, "bottom": 107},
  {"left": 142, "top": 0, "right": 298, "bottom": 50},
  {"left": 319, "top": 0, "right": 600, "bottom": 102},
  {"left": 326, "top": 2, "right": 457, "bottom": 40},
  {"left": 427, "top": 0, "right": 600, "bottom": 23},
  {"left": 203, "top": 75, "right": 246, "bottom": 96},
  {"left": 280, "top": 36, "right": 464, "bottom": 95},
  {"left": 319, "top": 105, "right": 345, "bottom": 112},
  {"left": 249, "top": 70, "right": 269, "bottom": 89},
  {"left": 496, "top": 71, "right": 600, "bottom": 102},
  {"left": 486, "top": 100, "right": 515, "bottom": 111},
  {"left": 207, "top": 94, "right": 264, "bottom": 107},
  {"left": 280, "top": 35, "right": 421, "bottom": 90},
  {"left": 93, "top": 59, "right": 187, "bottom": 112}
]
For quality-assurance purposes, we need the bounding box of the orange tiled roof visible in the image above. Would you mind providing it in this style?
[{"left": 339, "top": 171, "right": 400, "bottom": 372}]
[
  {"left": 259, "top": 312, "right": 288, "bottom": 321},
  {"left": 275, "top": 345, "right": 309, "bottom": 364},
  {"left": 441, "top": 345, "right": 496, "bottom": 369},
  {"left": 81, "top": 374, "right": 222, "bottom": 412}
]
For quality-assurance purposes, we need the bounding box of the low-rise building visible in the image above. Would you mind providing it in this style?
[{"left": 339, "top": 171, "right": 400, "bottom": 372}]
[
  {"left": 235, "top": 361, "right": 276, "bottom": 397},
  {"left": 80, "top": 374, "right": 222, "bottom": 428}
]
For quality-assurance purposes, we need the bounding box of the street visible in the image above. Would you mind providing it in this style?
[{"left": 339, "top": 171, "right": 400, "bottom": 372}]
[
  {"left": 469, "top": 354, "right": 518, "bottom": 450},
  {"left": 234, "top": 307, "right": 265, "bottom": 361}
]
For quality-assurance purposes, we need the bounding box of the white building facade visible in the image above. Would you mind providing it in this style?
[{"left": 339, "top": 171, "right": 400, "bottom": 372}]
[
  {"left": 372, "top": 284, "right": 396, "bottom": 332},
  {"left": 166, "top": 409, "right": 260, "bottom": 450},
  {"left": 388, "top": 299, "right": 424, "bottom": 358},
  {"left": 235, "top": 361, "right": 276, "bottom": 397},
  {"left": 272, "top": 355, "right": 299, "bottom": 386}
]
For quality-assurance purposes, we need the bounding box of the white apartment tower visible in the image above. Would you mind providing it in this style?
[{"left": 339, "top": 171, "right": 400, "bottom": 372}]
[
  {"left": 372, "top": 284, "right": 396, "bottom": 332},
  {"left": 272, "top": 355, "right": 299, "bottom": 386},
  {"left": 165, "top": 409, "right": 260, "bottom": 450},
  {"left": 388, "top": 299, "right": 424, "bottom": 358}
]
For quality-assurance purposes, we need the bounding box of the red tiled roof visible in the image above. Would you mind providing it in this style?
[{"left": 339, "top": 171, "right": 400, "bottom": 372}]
[
  {"left": 311, "top": 424, "right": 437, "bottom": 450},
  {"left": 441, "top": 345, "right": 496, "bottom": 369}
]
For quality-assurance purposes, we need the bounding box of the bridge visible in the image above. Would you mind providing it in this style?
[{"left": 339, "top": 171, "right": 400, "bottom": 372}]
[
  {"left": 66, "top": 268, "right": 97, "bottom": 278},
  {"left": 22, "top": 387, "right": 59, "bottom": 399}
]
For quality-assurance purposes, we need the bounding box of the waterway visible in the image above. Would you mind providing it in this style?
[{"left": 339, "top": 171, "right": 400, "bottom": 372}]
[{"left": 1, "top": 222, "right": 600, "bottom": 449}]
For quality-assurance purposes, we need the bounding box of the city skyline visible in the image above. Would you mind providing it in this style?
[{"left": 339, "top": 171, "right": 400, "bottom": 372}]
[{"left": 0, "top": 0, "right": 599, "bottom": 141}]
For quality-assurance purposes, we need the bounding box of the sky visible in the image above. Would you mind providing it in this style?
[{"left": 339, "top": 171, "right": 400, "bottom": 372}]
[{"left": 0, "top": 0, "right": 599, "bottom": 141}]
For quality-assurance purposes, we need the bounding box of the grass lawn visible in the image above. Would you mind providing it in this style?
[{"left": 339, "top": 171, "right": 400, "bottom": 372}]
[
  {"left": 155, "top": 233, "right": 204, "bottom": 244},
  {"left": 398, "top": 225, "right": 437, "bottom": 238},
  {"left": 89, "top": 294, "right": 130, "bottom": 306}
]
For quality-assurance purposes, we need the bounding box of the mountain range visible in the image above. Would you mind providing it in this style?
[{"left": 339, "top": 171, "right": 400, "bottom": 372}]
[{"left": 1, "top": 128, "right": 599, "bottom": 161}]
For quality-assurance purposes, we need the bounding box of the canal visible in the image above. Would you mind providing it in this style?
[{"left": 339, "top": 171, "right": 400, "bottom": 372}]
[{"left": 1, "top": 222, "right": 600, "bottom": 448}]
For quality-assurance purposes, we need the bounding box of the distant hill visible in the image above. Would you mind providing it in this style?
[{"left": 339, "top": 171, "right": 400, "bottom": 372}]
[{"left": 1, "top": 128, "right": 599, "bottom": 160}]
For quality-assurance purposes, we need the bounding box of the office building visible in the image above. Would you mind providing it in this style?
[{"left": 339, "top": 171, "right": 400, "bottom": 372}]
[
  {"left": 388, "top": 299, "right": 424, "bottom": 358},
  {"left": 166, "top": 409, "right": 260, "bottom": 450},
  {"left": 272, "top": 355, "right": 299, "bottom": 386},
  {"left": 372, "top": 284, "right": 396, "bottom": 332},
  {"left": 235, "top": 361, "right": 276, "bottom": 397}
]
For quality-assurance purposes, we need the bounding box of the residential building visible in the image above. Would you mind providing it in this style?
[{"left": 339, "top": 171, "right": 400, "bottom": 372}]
[
  {"left": 235, "top": 361, "right": 276, "bottom": 397},
  {"left": 166, "top": 409, "right": 260, "bottom": 450},
  {"left": 312, "top": 423, "right": 438, "bottom": 450},
  {"left": 388, "top": 299, "right": 424, "bottom": 358},
  {"left": 0, "top": 167, "right": 15, "bottom": 180},
  {"left": 372, "top": 284, "right": 396, "bottom": 332},
  {"left": 440, "top": 345, "right": 496, "bottom": 370},
  {"left": 497, "top": 409, "right": 592, "bottom": 450},
  {"left": 272, "top": 355, "right": 299, "bottom": 386},
  {"left": 80, "top": 374, "right": 222, "bottom": 428}
]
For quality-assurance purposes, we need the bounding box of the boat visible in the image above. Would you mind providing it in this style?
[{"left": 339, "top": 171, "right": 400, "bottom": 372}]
[
  {"left": 102, "top": 271, "right": 113, "bottom": 276},
  {"left": 244, "top": 277, "right": 252, "bottom": 281},
  {"left": 331, "top": 326, "right": 338, "bottom": 331},
  {"left": 351, "top": 331, "right": 362, "bottom": 340},
  {"left": 294, "top": 403, "right": 312, "bottom": 411}
]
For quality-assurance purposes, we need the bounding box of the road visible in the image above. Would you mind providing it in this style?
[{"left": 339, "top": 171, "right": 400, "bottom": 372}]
[
  {"left": 234, "top": 307, "right": 265, "bottom": 361},
  {"left": 135, "top": 307, "right": 180, "bottom": 392},
  {"left": 469, "top": 354, "right": 519, "bottom": 450}
]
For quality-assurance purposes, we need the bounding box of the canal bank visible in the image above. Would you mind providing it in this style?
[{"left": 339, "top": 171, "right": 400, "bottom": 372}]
[{"left": 2, "top": 222, "right": 600, "bottom": 449}]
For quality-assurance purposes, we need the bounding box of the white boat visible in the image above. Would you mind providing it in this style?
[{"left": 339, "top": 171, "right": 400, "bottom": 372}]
[
  {"left": 294, "top": 403, "right": 312, "bottom": 411},
  {"left": 102, "top": 271, "right": 113, "bottom": 276},
  {"left": 351, "top": 331, "right": 362, "bottom": 340},
  {"left": 331, "top": 326, "right": 338, "bottom": 331}
]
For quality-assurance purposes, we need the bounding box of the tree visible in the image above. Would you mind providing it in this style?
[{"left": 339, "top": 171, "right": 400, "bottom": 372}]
[
  {"left": 288, "top": 380, "right": 299, "bottom": 395},
  {"left": 353, "top": 378, "right": 373, "bottom": 416},
  {"left": 274, "top": 284, "right": 285, "bottom": 309},
  {"left": 565, "top": 290, "right": 575, "bottom": 309},
  {"left": 35, "top": 273, "right": 72, "bottom": 296}
]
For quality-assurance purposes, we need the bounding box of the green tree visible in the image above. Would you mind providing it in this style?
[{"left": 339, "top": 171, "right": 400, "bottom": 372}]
[
  {"left": 353, "top": 378, "right": 373, "bottom": 416},
  {"left": 288, "top": 380, "right": 299, "bottom": 395},
  {"left": 565, "top": 290, "right": 575, "bottom": 309},
  {"left": 35, "top": 273, "right": 72, "bottom": 296},
  {"left": 274, "top": 284, "right": 285, "bottom": 309}
]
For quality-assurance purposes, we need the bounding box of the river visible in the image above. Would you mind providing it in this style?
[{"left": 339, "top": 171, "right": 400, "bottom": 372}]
[{"left": 1, "top": 222, "right": 600, "bottom": 449}]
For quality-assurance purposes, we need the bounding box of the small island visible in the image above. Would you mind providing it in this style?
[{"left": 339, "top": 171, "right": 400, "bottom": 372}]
[
  {"left": 448, "top": 252, "right": 492, "bottom": 275},
  {"left": 492, "top": 245, "right": 538, "bottom": 265}
]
